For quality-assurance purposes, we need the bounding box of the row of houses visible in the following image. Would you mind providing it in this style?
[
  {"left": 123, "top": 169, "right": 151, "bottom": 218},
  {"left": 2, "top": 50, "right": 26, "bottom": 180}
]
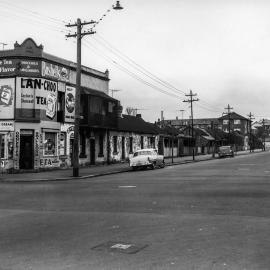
[{"left": 0, "top": 38, "right": 265, "bottom": 173}]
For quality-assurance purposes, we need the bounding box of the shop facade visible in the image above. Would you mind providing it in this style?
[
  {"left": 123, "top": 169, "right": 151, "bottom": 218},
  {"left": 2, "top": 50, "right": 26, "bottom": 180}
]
[{"left": 0, "top": 38, "right": 117, "bottom": 173}]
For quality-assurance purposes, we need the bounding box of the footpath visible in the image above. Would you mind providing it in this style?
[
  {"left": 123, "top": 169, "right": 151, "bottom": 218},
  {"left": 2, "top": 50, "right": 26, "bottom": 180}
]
[{"left": 0, "top": 149, "right": 264, "bottom": 182}]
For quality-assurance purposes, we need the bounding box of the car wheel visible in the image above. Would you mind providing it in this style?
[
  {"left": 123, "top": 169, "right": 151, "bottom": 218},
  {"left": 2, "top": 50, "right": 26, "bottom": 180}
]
[
  {"left": 131, "top": 166, "right": 137, "bottom": 171},
  {"left": 151, "top": 162, "right": 156, "bottom": 170},
  {"left": 160, "top": 160, "right": 165, "bottom": 168}
]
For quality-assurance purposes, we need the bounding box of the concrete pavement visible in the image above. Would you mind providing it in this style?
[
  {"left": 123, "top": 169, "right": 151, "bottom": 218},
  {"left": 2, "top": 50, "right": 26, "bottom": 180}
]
[{"left": 0, "top": 149, "right": 264, "bottom": 182}]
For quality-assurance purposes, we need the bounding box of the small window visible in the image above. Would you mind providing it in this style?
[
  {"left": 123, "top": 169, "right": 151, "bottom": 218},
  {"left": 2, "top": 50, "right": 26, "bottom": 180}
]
[
  {"left": 223, "top": 120, "right": 229, "bottom": 125},
  {"left": 234, "top": 120, "right": 240, "bottom": 125},
  {"left": 113, "top": 136, "right": 118, "bottom": 153}
]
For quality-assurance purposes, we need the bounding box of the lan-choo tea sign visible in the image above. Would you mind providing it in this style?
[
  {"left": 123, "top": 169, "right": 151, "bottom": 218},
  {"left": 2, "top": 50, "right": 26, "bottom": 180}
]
[{"left": 16, "top": 77, "right": 58, "bottom": 121}]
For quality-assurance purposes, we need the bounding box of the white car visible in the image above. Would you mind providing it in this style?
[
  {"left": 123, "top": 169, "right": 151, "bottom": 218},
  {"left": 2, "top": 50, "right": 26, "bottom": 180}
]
[{"left": 129, "top": 148, "right": 165, "bottom": 170}]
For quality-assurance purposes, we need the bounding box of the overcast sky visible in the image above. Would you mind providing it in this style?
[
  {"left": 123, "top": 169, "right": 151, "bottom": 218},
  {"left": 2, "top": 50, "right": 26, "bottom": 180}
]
[{"left": 1, "top": 0, "right": 270, "bottom": 122}]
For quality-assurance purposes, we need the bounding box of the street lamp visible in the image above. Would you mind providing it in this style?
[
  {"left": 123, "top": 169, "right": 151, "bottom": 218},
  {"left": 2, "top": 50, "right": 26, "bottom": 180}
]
[{"left": 66, "top": 1, "right": 123, "bottom": 177}]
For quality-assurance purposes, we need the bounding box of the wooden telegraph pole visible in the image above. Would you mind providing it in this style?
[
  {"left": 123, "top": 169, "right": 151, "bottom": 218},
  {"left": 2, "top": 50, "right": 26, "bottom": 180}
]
[{"left": 183, "top": 90, "right": 199, "bottom": 160}]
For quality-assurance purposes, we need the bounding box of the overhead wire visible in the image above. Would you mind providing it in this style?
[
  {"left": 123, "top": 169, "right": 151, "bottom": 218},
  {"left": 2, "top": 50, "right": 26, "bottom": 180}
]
[{"left": 0, "top": 1, "right": 225, "bottom": 115}]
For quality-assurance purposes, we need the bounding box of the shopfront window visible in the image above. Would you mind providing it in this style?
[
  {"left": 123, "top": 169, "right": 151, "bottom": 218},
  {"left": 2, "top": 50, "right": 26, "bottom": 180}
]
[{"left": 44, "top": 132, "right": 57, "bottom": 156}]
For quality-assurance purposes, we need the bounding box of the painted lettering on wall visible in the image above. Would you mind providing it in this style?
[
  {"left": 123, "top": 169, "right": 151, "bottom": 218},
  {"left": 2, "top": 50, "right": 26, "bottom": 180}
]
[
  {"left": 35, "top": 131, "right": 39, "bottom": 157},
  {"left": 16, "top": 77, "right": 58, "bottom": 121},
  {"left": 15, "top": 131, "right": 20, "bottom": 158},
  {"left": 40, "top": 157, "right": 60, "bottom": 167}
]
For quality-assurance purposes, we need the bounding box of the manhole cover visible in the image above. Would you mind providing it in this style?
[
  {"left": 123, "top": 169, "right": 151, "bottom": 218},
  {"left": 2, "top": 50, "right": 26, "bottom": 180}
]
[{"left": 92, "top": 241, "right": 148, "bottom": 254}]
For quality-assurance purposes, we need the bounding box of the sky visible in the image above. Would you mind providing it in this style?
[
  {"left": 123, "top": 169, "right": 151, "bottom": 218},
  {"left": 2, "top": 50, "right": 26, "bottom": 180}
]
[{"left": 1, "top": 0, "right": 270, "bottom": 122}]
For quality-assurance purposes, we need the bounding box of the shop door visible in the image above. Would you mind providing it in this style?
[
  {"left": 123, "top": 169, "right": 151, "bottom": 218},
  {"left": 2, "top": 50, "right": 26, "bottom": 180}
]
[
  {"left": 90, "top": 139, "right": 95, "bottom": 165},
  {"left": 19, "top": 134, "right": 34, "bottom": 170}
]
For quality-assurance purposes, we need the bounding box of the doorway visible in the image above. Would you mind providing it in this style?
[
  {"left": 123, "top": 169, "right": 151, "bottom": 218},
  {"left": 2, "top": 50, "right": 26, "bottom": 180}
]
[
  {"left": 90, "top": 139, "right": 95, "bottom": 165},
  {"left": 19, "top": 134, "right": 34, "bottom": 170},
  {"left": 121, "top": 136, "right": 125, "bottom": 160}
]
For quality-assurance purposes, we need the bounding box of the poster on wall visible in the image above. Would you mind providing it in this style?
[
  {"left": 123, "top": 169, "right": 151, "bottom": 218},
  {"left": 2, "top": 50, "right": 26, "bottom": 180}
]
[
  {"left": 16, "top": 77, "right": 58, "bottom": 121},
  {"left": 64, "top": 86, "right": 76, "bottom": 123},
  {"left": 42, "top": 62, "right": 70, "bottom": 82},
  {"left": 0, "top": 78, "right": 15, "bottom": 119}
]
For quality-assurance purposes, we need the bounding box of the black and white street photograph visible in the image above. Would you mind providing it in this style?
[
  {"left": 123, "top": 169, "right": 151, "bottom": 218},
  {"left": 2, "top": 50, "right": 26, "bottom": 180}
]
[{"left": 1, "top": 0, "right": 270, "bottom": 269}]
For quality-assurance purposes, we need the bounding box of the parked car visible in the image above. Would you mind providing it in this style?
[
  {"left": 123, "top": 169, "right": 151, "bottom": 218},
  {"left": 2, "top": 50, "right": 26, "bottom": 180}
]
[
  {"left": 218, "top": 146, "right": 234, "bottom": 158},
  {"left": 129, "top": 148, "right": 165, "bottom": 170}
]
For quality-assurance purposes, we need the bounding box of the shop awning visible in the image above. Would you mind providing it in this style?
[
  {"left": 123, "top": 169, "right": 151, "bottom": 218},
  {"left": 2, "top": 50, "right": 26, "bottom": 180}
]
[{"left": 81, "top": 87, "right": 117, "bottom": 102}]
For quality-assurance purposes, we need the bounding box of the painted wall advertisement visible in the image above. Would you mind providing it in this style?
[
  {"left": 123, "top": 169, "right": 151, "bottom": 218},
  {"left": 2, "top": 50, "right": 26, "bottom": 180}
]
[
  {"left": 16, "top": 77, "right": 58, "bottom": 120},
  {"left": 42, "top": 62, "right": 70, "bottom": 82},
  {"left": 0, "top": 78, "right": 15, "bottom": 119},
  {"left": 64, "top": 86, "right": 76, "bottom": 123},
  {"left": 0, "top": 59, "right": 41, "bottom": 76}
]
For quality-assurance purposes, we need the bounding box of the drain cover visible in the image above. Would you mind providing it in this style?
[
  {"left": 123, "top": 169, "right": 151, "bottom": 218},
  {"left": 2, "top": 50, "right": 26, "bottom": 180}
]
[{"left": 92, "top": 241, "right": 148, "bottom": 254}]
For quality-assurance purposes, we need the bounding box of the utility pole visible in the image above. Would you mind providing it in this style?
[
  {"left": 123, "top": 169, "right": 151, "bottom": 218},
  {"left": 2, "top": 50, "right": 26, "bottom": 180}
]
[
  {"left": 183, "top": 90, "right": 199, "bottom": 160},
  {"left": 223, "top": 104, "right": 233, "bottom": 148},
  {"left": 0, "top": 42, "right": 7, "bottom": 50},
  {"left": 65, "top": 1, "right": 123, "bottom": 177},
  {"left": 66, "top": 20, "right": 96, "bottom": 177},
  {"left": 110, "top": 89, "right": 121, "bottom": 98},
  {"left": 262, "top": 118, "right": 266, "bottom": 151},
  {"left": 178, "top": 109, "right": 185, "bottom": 126},
  {"left": 247, "top": 112, "right": 254, "bottom": 152}
]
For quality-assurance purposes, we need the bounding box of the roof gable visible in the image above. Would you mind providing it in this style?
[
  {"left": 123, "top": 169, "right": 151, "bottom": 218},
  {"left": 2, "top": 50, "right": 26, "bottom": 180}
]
[{"left": 218, "top": 112, "right": 249, "bottom": 121}]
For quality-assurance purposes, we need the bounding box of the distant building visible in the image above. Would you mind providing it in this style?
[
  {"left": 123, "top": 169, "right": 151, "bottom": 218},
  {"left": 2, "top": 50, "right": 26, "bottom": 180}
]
[
  {"left": 218, "top": 112, "right": 251, "bottom": 134},
  {"left": 160, "top": 118, "right": 219, "bottom": 130}
]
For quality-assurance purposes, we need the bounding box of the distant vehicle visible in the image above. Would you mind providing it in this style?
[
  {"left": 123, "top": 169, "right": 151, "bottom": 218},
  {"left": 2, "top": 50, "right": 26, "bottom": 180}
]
[
  {"left": 218, "top": 146, "right": 234, "bottom": 158},
  {"left": 129, "top": 148, "right": 165, "bottom": 170}
]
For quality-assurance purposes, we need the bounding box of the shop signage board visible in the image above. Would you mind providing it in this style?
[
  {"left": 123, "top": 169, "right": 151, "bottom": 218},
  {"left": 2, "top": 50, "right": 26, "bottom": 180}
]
[
  {"left": 16, "top": 77, "right": 58, "bottom": 121},
  {"left": 64, "top": 85, "right": 76, "bottom": 123},
  {"left": 0, "top": 59, "right": 41, "bottom": 76},
  {"left": 0, "top": 78, "right": 15, "bottom": 119},
  {"left": 42, "top": 61, "right": 70, "bottom": 82},
  {"left": 0, "top": 121, "right": 14, "bottom": 131}
]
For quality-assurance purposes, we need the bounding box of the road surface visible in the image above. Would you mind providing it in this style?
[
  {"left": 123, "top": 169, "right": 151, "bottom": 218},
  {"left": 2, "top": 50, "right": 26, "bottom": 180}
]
[{"left": 1, "top": 151, "right": 270, "bottom": 269}]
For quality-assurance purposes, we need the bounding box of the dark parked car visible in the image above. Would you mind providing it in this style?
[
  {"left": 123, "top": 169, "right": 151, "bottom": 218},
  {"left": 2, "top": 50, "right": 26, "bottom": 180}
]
[{"left": 218, "top": 146, "right": 234, "bottom": 158}]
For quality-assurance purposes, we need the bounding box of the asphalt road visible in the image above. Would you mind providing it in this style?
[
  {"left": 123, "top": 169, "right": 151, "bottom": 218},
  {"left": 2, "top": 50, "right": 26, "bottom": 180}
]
[{"left": 1, "top": 151, "right": 270, "bottom": 270}]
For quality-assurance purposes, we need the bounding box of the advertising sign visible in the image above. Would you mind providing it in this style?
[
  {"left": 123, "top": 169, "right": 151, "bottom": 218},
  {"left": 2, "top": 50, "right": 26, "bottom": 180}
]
[
  {"left": 0, "top": 121, "right": 14, "bottom": 131},
  {"left": 0, "top": 78, "right": 15, "bottom": 119},
  {"left": 16, "top": 77, "right": 58, "bottom": 121},
  {"left": 0, "top": 59, "right": 41, "bottom": 76},
  {"left": 42, "top": 62, "right": 70, "bottom": 82},
  {"left": 64, "top": 86, "right": 76, "bottom": 123}
]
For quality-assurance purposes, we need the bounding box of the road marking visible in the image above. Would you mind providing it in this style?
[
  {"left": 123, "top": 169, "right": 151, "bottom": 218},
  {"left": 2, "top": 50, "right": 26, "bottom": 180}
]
[
  {"left": 239, "top": 164, "right": 256, "bottom": 166},
  {"left": 237, "top": 168, "right": 250, "bottom": 171},
  {"left": 118, "top": 185, "right": 136, "bottom": 188}
]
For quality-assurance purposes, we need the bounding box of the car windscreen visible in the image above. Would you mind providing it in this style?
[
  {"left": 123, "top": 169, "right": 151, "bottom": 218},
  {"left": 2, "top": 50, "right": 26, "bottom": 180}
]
[
  {"left": 219, "top": 147, "right": 231, "bottom": 151},
  {"left": 133, "top": 151, "right": 153, "bottom": 157}
]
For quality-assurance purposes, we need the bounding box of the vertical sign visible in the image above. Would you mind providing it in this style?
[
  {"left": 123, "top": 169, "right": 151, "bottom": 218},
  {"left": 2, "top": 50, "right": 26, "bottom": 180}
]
[
  {"left": 0, "top": 78, "right": 15, "bottom": 119},
  {"left": 65, "top": 86, "right": 76, "bottom": 122}
]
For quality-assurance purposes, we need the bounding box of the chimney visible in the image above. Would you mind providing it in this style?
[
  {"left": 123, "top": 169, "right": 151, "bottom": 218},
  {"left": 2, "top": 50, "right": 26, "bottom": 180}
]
[
  {"left": 161, "top": 111, "right": 164, "bottom": 121},
  {"left": 115, "top": 101, "right": 123, "bottom": 118}
]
